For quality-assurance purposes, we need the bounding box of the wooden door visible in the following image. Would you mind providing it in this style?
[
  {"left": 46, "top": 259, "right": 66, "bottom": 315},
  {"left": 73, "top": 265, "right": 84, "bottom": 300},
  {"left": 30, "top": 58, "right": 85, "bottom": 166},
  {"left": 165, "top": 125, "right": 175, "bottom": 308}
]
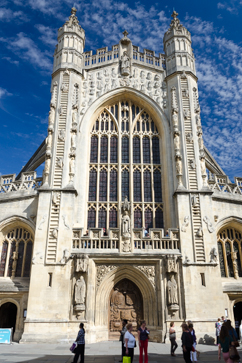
[{"left": 109, "top": 278, "right": 143, "bottom": 332}]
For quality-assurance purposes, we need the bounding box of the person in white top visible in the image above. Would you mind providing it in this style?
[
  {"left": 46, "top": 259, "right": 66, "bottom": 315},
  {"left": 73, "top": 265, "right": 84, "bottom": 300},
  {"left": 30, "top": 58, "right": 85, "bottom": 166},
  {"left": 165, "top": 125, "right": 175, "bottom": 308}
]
[{"left": 124, "top": 323, "right": 136, "bottom": 363}]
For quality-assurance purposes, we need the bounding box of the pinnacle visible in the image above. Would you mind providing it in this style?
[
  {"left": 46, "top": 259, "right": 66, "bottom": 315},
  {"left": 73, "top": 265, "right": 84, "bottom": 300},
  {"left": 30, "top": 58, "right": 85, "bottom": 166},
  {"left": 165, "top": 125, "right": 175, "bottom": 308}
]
[
  {"left": 171, "top": 10, "right": 178, "bottom": 19},
  {"left": 123, "top": 30, "right": 129, "bottom": 37},
  {"left": 71, "top": 7, "right": 77, "bottom": 15}
]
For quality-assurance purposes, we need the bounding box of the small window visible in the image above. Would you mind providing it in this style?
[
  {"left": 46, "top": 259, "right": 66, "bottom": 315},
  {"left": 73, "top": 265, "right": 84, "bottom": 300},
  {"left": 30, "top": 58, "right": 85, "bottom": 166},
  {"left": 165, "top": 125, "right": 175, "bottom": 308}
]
[
  {"left": 48, "top": 273, "right": 53, "bottom": 287},
  {"left": 200, "top": 273, "right": 206, "bottom": 286}
]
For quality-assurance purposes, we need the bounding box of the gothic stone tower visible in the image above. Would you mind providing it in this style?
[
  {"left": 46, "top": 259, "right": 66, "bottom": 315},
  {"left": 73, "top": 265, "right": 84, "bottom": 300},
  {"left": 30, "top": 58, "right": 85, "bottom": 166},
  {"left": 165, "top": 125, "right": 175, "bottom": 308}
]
[{"left": 1, "top": 9, "right": 236, "bottom": 343}]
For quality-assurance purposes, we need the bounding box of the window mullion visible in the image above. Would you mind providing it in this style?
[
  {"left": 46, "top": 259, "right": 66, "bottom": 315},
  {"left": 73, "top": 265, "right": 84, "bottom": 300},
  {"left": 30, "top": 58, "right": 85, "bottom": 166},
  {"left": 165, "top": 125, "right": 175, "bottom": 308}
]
[
  {"left": 21, "top": 242, "right": 27, "bottom": 277},
  {"left": 4, "top": 240, "right": 10, "bottom": 278}
]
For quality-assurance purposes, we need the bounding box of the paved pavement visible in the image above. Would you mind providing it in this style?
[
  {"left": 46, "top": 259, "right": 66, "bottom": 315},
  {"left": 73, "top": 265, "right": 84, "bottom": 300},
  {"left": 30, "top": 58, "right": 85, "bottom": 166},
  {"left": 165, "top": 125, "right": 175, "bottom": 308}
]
[{"left": 0, "top": 340, "right": 241, "bottom": 363}]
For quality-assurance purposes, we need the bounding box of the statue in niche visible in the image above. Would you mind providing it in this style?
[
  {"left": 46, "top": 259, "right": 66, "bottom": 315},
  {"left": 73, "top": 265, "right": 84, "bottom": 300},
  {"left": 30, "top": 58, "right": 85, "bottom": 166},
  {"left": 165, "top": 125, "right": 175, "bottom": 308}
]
[
  {"left": 198, "top": 136, "right": 203, "bottom": 150},
  {"left": 200, "top": 157, "right": 206, "bottom": 175},
  {"left": 71, "top": 133, "right": 76, "bottom": 150},
  {"left": 56, "top": 157, "right": 63, "bottom": 168},
  {"left": 120, "top": 51, "right": 131, "bottom": 76},
  {"left": 48, "top": 107, "right": 55, "bottom": 129},
  {"left": 46, "top": 132, "right": 52, "bottom": 150},
  {"left": 175, "top": 158, "right": 182, "bottom": 175},
  {"left": 210, "top": 248, "right": 218, "bottom": 263},
  {"left": 72, "top": 109, "right": 77, "bottom": 126},
  {"left": 172, "top": 112, "right": 178, "bottom": 127},
  {"left": 140, "top": 71, "right": 145, "bottom": 80},
  {"left": 74, "top": 276, "right": 86, "bottom": 306},
  {"left": 147, "top": 72, "right": 152, "bottom": 80},
  {"left": 122, "top": 211, "right": 130, "bottom": 238},
  {"left": 44, "top": 157, "right": 51, "bottom": 175},
  {"left": 174, "top": 133, "right": 180, "bottom": 150},
  {"left": 147, "top": 82, "right": 152, "bottom": 91},
  {"left": 75, "top": 255, "right": 89, "bottom": 273},
  {"left": 111, "top": 68, "right": 117, "bottom": 78},
  {"left": 69, "top": 156, "right": 75, "bottom": 179},
  {"left": 167, "top": 275, "right": 178, "bottom": 305}
]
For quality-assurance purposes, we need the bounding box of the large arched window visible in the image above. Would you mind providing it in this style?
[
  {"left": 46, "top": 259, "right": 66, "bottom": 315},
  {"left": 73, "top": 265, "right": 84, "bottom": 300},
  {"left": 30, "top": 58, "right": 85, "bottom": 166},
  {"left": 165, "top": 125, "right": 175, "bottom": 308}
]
[
  {"left": 217, "top": 227, "right": 242, "bottom": 278},
  {"left": 0, "top": 227, "right": 34, "bottom": 278},
  {"left": 87, "top": 101, "right": 164, "bottom": 231}
]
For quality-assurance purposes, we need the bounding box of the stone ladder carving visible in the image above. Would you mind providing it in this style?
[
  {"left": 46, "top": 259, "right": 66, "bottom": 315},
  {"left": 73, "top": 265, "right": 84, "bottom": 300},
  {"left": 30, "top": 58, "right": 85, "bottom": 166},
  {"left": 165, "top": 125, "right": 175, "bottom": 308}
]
[
  {"left": 181, "top": 73, "right": 205, "bottom": 262},
  {"left": 46, "top": 192, "right": 61, "bottom": 262}
]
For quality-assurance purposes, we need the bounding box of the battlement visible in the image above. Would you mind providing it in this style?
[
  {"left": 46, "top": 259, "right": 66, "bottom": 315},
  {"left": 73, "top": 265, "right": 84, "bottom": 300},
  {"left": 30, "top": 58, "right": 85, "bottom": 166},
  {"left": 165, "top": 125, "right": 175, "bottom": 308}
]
[
  {"left": 0, "top": 171, "right": 42, "bottom": 196},
  {"left": 83, "top": 44, "right": 166, "bottom": 71}
]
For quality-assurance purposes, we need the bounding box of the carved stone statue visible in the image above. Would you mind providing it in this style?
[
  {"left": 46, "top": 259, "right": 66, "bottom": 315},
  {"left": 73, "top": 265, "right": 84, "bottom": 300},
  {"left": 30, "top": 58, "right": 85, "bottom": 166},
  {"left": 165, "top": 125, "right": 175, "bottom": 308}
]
[
  {"left": 232, "top": 252, "right": 239, "bottom": 279},
  {"left": 57, "top": 157, "right": 63, "bottom": 168},
  {"left": 58, "top": 129, "right": 65, "bottom": 142},
  {"left": 69, "top": 156, "right": 75, "bottom": 178},
  {"left": 174, "top": 133, "right": 180, "bottom": 150},
  {"left": 71, "top": 133, "right": 76, "bottom": 150},
  {"left": 121, "top": 51, "right": 131, "bottom": 76},
  {"left": 72, "top": 110, "right": 77, "bottom": 126},
  {"left": 75, "top": 255, "right": 89, "bottom": 273},
  {"left": 198, "top": 136, "right": 204, "bottom": 150},
  {"left": 46, "top": 132, "right": 52, "bottom": 150},
  {"left": 48, "top": 107, "right": 55, "bottom": 129},
  {"left": 167, "top": 275, "right": 178, "bottom": 305},
  {"left": 74, "top": 276, "right": 86, "bottom": 305},
  {"left": 175, "top": 158, "right": 182, "bottom": 175},
  {"left": 210, "top": 248, "right": 218, "bottom": 263},
  {"left": 203, "top": 216, "right": 214, "bottom": 233},
  {"left": 122, "top": 211, "right": 130, "bottom": 238}
]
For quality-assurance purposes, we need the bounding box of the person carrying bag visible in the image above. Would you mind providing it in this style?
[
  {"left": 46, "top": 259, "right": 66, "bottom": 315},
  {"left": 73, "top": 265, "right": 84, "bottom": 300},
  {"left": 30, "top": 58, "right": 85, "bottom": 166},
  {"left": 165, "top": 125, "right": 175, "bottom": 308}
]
[{"left": 124, "top": 323, "right": 136, "bottom": 363}]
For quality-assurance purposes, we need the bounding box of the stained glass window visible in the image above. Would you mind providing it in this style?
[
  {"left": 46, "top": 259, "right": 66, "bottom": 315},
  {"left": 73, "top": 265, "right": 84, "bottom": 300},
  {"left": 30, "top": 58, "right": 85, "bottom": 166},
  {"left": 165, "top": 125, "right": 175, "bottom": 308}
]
[
  {"left": 98, "top": 208, "right": 107, "bottom": 229},
  {"left": 154, "top": 170, "right": 162, "bottom": 202},
  {"left": 87, "top": 103, "right": 163, "bottom": 231},
  {"left": 15, "top": 241, "right": 24, "bottom": 277},
  {"left": 133, "top": 137, "right": 140, "bottom": 163},
  {"left": 225, "top": 242, "right": 234, "bottom": 277},
  {"left": 99, "top": 170, "right": 107, "bottom": 201},
  {"left": 110, "top": 170, "right": 117, "bottom": 201},
  {"left": 144, "top": 170, "right": 152, "bottom": 202},
  {"left": 122, "top": 137, "right": 129, "bottom": 163},
  {"left": 100, "top": 136, "right": 108, "bottom": 163},
  {"left": 90, "top": 136, "right": 98, "bottom": 163},
  {"left": 7, "top": 241, "right": 16, "bottom": 277},
  {"left": 88, "top": 208, "right": 96, "bottom": 228},
  {"left": 155, "top": 208, "right": 163, "bottom": 228},
  {"left": 23, "top": 241, "right": 33, "bottom": 277},
  {"left": 134, "top": 209, "right": 142, "bottom": 228},
  {"left": 0, "top": 241, "right": 8, "bottom": 277},
  {"left": 122, "top": 170, "right": 129, "bottom": 201},
  {"left": 145, "top": 209, "right": 153, "bottom": 229},
  {"left": 110, "top": 137, "right": 118, "bottom": 163},
  {"left": 152, "top": 137, "right": 160, "bottom": 164},
  {"left": 109, "top": 209, "right": 117, "bottom": 228},
  {"left": 143, "top": 137, "right": 150, "bottom": 164},
  {"left": 88, "top": 170, "right": 97, "bottom": 201},
  {"left": 133, "top": 170, "right": 141, "bottom": 202},
  {"left": 218, "top": 242, "right": 226, "bottom": 277}
]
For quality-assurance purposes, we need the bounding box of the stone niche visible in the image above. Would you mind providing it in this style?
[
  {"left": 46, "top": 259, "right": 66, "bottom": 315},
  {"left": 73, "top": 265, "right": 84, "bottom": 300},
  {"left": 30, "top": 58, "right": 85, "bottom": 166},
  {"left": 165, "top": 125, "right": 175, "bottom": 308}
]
[{"left": 72, "top": 254, "right": 89, "bottom": 320}]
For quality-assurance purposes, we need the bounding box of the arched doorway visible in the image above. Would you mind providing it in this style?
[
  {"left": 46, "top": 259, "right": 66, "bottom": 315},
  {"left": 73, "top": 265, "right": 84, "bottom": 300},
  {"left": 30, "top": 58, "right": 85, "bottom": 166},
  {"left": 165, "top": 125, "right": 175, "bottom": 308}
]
[
  {"left": 109, "top": 278, "right": 143, "bottom": 335},
  {"left": 234, "top": 301, "right": 242, "bottom": 336},
  {"left": 0, "top": 302, "right": 17, "bottom": 333}
]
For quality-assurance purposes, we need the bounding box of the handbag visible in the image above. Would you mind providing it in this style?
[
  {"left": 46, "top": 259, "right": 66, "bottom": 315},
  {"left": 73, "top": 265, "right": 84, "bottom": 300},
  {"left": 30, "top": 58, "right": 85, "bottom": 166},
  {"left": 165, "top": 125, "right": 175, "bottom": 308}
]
[
  {"left": 70, "top": 342, "right": 77, "bottom": 353},
  {"left": 123, "top": 356, "right": 131, "bottom": 363},
  {"left": 229, "top": 345, "right": 240, "bottom": 361},
  {"left": 232, "top": 331, "right": 240, "bottom": 348},
  {"left": 134, "top": 340, "right": 137, "bottom": 347}
]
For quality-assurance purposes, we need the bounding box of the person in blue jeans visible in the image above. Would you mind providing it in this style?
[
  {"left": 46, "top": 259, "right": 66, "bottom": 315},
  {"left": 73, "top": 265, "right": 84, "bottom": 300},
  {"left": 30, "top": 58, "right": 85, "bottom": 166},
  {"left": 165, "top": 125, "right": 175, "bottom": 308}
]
[{"left": 73, "top": 322, "right": 85, "bottom": 363}]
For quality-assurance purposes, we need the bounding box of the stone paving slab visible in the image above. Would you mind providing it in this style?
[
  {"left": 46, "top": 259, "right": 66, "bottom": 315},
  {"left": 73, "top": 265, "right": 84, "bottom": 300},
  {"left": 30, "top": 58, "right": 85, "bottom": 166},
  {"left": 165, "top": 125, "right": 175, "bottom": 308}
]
[{"left": 0, "top": 341, "right": 241, "bottom": 363}]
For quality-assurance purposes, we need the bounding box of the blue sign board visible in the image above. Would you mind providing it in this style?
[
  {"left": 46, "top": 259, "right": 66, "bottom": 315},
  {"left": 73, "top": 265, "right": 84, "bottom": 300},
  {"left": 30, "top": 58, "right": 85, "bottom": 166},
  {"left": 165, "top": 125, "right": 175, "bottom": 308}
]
[{"left": 0, "top": 328, "right": 12, "bottom": 344}]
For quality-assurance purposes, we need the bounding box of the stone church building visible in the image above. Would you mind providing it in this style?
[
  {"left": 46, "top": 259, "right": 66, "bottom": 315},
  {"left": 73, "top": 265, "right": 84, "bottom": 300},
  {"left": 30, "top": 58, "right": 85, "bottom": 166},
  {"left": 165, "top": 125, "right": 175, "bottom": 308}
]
[{"left": 0, "top": 9, "right": 242, "bottom": 343}]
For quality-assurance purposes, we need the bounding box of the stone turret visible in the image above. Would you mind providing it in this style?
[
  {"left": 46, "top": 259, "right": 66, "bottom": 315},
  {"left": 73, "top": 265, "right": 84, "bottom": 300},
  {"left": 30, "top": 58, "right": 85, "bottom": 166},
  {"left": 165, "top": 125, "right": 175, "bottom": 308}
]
[
  {"left": 163, "top": 11, "right": 195, "bottom": 77},
  {"left": 53, "top": 7, "right": 85, "bottom": 73}
]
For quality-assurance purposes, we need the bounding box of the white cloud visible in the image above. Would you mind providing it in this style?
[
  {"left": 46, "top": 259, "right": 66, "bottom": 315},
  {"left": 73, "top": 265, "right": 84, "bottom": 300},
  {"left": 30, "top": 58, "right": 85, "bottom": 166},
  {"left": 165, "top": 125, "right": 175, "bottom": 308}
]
[
  {"left": 35, "top": 24, "right": 57, "bottom": 46},
  {"left": 2, "top": 56, "right": 19, "bottom": 65},
  {"left": 217, "top": 0, "right": 242, "bottom": 14},
  {"left": 0, "top": 32, "right": 52, "bottom": 70},
  {"left": 0, "top": 87, "right": 12, "bottom": 98},
  {"left": 0, "top": 7, "right": 29, "bottom": 22}
]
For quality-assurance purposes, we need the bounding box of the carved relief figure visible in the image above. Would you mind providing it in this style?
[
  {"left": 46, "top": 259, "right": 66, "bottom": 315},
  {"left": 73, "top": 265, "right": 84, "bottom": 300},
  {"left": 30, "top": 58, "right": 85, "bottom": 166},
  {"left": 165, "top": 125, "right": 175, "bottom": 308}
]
[
  {"left": 174, "top": 133, "right": 180, "bottom": 150},
  {"left": 120, "top": 51, "right": 131, "bottom": 76},
  {"left": 74, "top": 276, "right": 86, "bottom": 305},
  {"left": 58, "top": 129, "right": 65, "bottom": 141},
  {"left": 46, "top": 132, "right": 53, "bottom": 150},
  {"left": 48, "top": 107, "right": 55, "bottom": 129},
  {"left": 175, "top": 158, "right": 182, "bottom": 175},
  {"left": 75, "top": 254, "right": 89, "bottom": 273},
  {"left": 167, "top": 275, "right": 178, "bottom": 305}
]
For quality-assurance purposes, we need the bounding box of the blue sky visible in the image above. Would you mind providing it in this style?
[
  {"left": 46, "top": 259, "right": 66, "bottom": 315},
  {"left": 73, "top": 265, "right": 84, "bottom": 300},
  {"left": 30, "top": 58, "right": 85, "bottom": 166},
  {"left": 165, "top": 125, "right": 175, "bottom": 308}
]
[{"left": 0, "top": 0, "right": 242, "bottom": 181}]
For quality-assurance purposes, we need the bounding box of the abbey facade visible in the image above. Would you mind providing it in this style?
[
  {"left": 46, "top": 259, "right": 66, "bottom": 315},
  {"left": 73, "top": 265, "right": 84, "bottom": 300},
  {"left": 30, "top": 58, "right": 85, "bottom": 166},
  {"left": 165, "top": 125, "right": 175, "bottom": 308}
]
[{"left": 0, "top": 9, "right": 242, "bottom": 343}]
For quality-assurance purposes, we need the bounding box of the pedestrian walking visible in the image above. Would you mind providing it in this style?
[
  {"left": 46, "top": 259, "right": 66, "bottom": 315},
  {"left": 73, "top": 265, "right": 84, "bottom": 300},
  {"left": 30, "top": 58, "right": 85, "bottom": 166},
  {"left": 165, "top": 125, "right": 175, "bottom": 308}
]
[
  {"left": 169, "top": 322, "right": 178, "bottom": 357},
  {"left": 138, "top": 320, "right": 149, "bottom": 363},
  {"left": 188, "top": 323, "right": 197, "bottom": 363},
  {"left": 224, "top": 320, "right": 239, "bottom": 343},
  {"left": 72, "top": 322, "right": 85, "bottom": 363},
  {"left": 181, "top": 323, "right": 193, "bottom": 363},
  {"left": 215, "top": 318, "right": 222, "bottom": 345},
  {"left": 124, "top": 323, "right": 136, "bottom": 363},
  {"left": 119, "top": 319, "right": 128, "bottom": 362},
  {"left": 218, "top": 324, "right": 234, "bottom": 363}
]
